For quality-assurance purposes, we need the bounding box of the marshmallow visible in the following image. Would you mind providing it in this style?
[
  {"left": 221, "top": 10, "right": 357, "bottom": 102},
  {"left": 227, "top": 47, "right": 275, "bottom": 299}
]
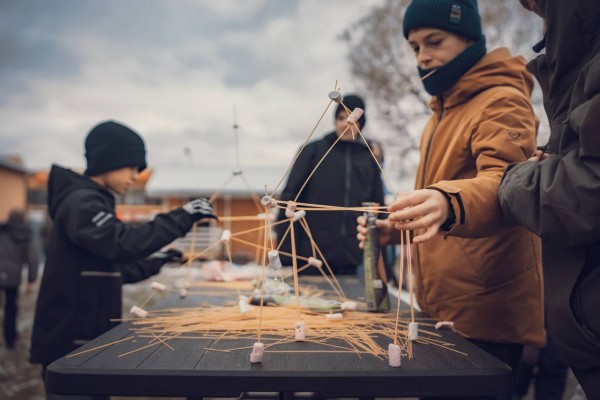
[
  {"left": 341, "top": 301, "right": 357, "bottom": 311},
  {"left": 295, "top": 321, "right": 305, "bottom": 341},
  {"left": 408, "top": 322, "right": 419, "bottom": 341},
  {"left": 307, "top": 257, "right": 323, "bottom": 268},
  {"left": 239, "top": 299, "right": 250, "bottom": 314},
  {"left": 325, "top": 313, "right": 343, "bottom": 320},
  {"left": 250, "top": 342, "right": 264, "bottom": 363},
  {"left": 435, "top": 321, "right": 455, "bottom": 330},
  {"left": 221, "top": 229, "right": 231, "bottom": 242},
  {"left": 293, "top": 210, "right": 306, "bottom": 221},
  {"left": 268, "top": 250, "right": 282, "bottom": 270},
  {"left": 285, "top": 202, "right": 297, "bottom": 218},
  {"left": 346, "top": 107, "right": 364, "bottom": 124},
  {"left": 328, "top": 90, "right": 342, "bottom": 103},
  {"left": 179, "top": 288, "right": 188, "bottom": 298},
  {"left": 130, "top": 306, "right": 148, "bottom": 318},
  {"left": 388, "top": 343, "right": 402, "bottom": 367},
  {"left": 151, "top": 282, "right": 166, "bottom": 292},
  {"left": 260, "top": 195, "right": 277, "bottom": 207}
]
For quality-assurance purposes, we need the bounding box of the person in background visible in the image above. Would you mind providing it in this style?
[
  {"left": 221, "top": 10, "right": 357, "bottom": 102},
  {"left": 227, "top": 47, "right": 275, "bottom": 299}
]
[
  {"left": 277, "top": 94, "right": 384, "bottom": 276},
  {"left": 0, "top": 209, "right": 39, "bottom": 349},
  {"left": 499, "top": 1, "right": 600, "bottom": 397},
  {"left": 358, "top": 1, "right": 545, "bottom": 398},
  {"left": 30, "top": 120, "right": 217, "bottom": 400}
]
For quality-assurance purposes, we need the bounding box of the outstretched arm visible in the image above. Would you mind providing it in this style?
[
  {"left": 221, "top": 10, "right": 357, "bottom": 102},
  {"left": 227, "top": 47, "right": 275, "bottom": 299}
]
[{"left": 499, "top": 67, "right": 600, "bottom": 246}]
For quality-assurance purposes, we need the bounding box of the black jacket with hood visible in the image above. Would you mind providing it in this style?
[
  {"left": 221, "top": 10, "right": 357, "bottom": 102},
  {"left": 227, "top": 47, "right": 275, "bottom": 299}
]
[
  {"left": 30, "top": 165, "right": 197, "bottom": 365},
  {"left": 276, "top": 132, "right": 384, "bottom": 274},
  {"left": 499, "top": 1, "right": 600, "bottom": 396}
]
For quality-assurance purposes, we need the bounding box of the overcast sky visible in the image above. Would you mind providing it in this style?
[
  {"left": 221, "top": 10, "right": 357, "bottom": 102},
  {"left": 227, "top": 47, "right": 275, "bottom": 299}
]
[{"left": 0, "top": 0, "right": 389, "bottom": 191}]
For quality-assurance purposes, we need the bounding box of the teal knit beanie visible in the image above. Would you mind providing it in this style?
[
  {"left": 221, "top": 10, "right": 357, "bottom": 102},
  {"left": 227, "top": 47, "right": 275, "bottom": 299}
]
[
  {"left": 403, "top": 0, "right": 486, "bottom": 96},
  {"left": 403, "top": 0, "right": 483, "bottom": 41}
]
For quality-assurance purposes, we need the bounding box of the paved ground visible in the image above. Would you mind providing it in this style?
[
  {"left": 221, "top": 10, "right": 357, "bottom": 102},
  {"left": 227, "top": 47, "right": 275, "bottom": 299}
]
[{"left": 0, "top": 266, "right": 581, "bottom": 400}]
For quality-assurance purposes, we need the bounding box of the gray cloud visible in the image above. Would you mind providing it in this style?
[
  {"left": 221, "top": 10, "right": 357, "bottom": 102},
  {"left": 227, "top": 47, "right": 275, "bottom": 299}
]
[{"left": 0, "top": 0, "right": 385, "bottom": 190}]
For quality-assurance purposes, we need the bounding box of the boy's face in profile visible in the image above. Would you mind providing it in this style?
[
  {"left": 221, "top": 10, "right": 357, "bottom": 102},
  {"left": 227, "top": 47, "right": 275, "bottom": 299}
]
[
  {"left": 102, "top": 166, "right": 140, "bottom": 194},
  {"left": 335, "top": 110, "right": 362, "bottom": 141},
  {"left": 408, "top": 28, "right": 472, "bottom": 70}
]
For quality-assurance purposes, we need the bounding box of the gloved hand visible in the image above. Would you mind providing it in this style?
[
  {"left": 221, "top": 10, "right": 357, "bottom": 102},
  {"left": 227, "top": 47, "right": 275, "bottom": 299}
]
[
  {"left": 153, "top": 248, "right": 186, "bottom": 263},
  {"left": 183, "top": 198, "right": 218, "bottom": 221}
]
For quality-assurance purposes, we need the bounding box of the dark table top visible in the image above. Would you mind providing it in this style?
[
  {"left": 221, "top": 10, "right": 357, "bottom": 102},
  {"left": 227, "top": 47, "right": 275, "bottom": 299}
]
[{"left": 46, "top": 277, "right": 512, "bottom": 398}]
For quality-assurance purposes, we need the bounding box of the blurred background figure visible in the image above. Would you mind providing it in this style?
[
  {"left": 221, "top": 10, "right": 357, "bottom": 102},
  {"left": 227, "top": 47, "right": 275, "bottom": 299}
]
[
  {"left": 0, "top": 209, "right": 39, "bottom": 349},
  {"left": 276, "top": 94, "right": 384, "bottom": 276}
]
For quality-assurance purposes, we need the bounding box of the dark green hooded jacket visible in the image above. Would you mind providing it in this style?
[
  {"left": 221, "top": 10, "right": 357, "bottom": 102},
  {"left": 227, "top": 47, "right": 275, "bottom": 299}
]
[{"left": 499, "top": 1, "right": 600, "bottom": 396}]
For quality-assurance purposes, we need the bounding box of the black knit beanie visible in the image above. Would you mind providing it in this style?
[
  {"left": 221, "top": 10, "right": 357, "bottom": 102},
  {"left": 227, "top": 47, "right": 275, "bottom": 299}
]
[
  {"left": 336, "top": 94, "right": 367, "bottom": 128},
  {"left": 84, "top": 120, "right": 147, "bottom": 176},
  {"left": 403, "top": 0, "right": 484, "bottom": 41}
]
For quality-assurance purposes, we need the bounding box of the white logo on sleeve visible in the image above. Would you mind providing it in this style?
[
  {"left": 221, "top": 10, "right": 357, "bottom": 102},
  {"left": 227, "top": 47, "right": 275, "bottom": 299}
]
[{"left": 91, "top": 211, "right": 114, "bottom": 227}]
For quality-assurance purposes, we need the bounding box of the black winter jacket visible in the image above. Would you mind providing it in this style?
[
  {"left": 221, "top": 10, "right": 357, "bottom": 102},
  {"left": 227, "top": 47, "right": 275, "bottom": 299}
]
[
  {"left": 499, "top": 1, "right": 600, "bottom": 396},
  {"left": 276, "top": 132, "right": 384, "bottom": 274},
  {"left": 30, "top": 165, "right": 197, "bottom": 365},
  {"left": 0, "top": 219, "right": 38, "bottom": 288}
]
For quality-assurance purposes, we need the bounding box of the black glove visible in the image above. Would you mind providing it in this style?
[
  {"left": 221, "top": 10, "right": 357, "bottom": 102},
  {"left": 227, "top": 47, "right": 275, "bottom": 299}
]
[
  {"left": 153, "top": 248, "right": 185, "bottom": 263},
  {"left": 183, "top": 198, "right": 218, "bottom": 222}
]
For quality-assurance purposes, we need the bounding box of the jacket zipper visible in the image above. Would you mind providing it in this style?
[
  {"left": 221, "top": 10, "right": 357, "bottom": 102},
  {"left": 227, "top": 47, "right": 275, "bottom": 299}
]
[
  {"left": 417, "top": 97, "right": 445, "bottom": 300},
  {"left": 420, "top": 96, "right": 445, "bottom": 189}
]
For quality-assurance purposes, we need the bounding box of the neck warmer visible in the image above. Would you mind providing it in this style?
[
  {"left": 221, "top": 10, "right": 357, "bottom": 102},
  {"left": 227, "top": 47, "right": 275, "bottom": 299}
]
[{"left": 418, "top": 37, "right": 487, "bottom": 96}]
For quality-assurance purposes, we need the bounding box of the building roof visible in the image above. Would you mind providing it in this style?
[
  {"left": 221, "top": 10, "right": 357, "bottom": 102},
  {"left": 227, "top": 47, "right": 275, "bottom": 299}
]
[{"left": 0, "top": 156, "right": 27, "bottom": 174}]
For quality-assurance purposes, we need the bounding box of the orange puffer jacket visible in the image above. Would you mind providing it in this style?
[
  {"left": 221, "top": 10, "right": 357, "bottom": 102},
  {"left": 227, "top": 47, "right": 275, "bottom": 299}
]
[{"left": 413, "top": 48, "right": 545, "bottom": 347}]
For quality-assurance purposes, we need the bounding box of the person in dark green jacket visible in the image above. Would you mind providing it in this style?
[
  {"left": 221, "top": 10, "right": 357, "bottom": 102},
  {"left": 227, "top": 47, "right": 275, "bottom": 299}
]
[
  {"left": 30, "top": 120, "right": 217, "bottom": 399},
  {"left": 499, "top": 1, "right": 600, "bottom": 397}
]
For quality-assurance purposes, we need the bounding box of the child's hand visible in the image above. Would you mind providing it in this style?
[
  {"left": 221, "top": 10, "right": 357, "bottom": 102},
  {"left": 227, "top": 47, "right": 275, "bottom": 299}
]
[
  {"left": 153, "top": 249, "right": 186, "bottom": 263},
  {"left": 387, "top": 189, "right": 450, "bottom": 243},
  {"left": 183, "top": 198, "right": 218, "bottom": 221},
  {"left": 356, "top": 215, "right": 393, "bottom": 249}
]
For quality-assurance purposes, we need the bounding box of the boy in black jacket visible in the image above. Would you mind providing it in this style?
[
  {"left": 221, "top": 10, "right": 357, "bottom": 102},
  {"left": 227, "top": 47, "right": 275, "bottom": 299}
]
[
  {"left": 276, "top": 95, "right": 384, "bottom": 275},
  {"left": 30, "top": 121, "right": 216, "bottom": 397}
]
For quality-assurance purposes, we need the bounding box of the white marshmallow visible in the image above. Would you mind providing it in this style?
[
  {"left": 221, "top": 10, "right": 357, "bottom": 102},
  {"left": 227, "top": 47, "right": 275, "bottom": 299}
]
[
  {"left": 221, "top": 229, "right": 231, "bottom": 242},
  {"left": 307, "top": 257, "right": 323, "bottom": 268},
  {"left": 268, "top": 250, "right": 282, "bottom": 270},
  {"left": 295, "top": 321, "right": 305, "bottom": 341},
  {"left": 408, "top": 322, "right": 419, "bottom": 341},
  {"left": 250, "top": 342, "right": 264, "bottom": 363},
  {"left": 151, "top": 282, "right": 166, "bottom": 292},
  {"left": 388, "top": 343, "right": 402, "bottom": 367},
  {"left": 328, "top": 90, "right": 342, "bottom": 103},
  {"left": 130, "top": 305, "right": 148, "bottom": 318},
  {"left": 435, "top": 321, "right": 455, "bottom": 330},
  {"left": 260, "top": 195, "right": 276, "bottom": 207},
  {"left": 239, "top": 299, "right": 250, "bottom": 314},
  {"left": 293, "top": 210, "right": 306, "bottom": 221},
  {"left": 179, "top": 288, "right": 188, "bottom": 298},
  {"left": 346, "top": 107, "right": 364, "bottom": 124},
  {"left": 285, "top": 202, "right": 297, "bottom": 218},
  {"left": 325, "top": 313, "right": 343, "bottom": 320},
  {"left": 341, "top": 301, "right": 357, "bottom": 311}
]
